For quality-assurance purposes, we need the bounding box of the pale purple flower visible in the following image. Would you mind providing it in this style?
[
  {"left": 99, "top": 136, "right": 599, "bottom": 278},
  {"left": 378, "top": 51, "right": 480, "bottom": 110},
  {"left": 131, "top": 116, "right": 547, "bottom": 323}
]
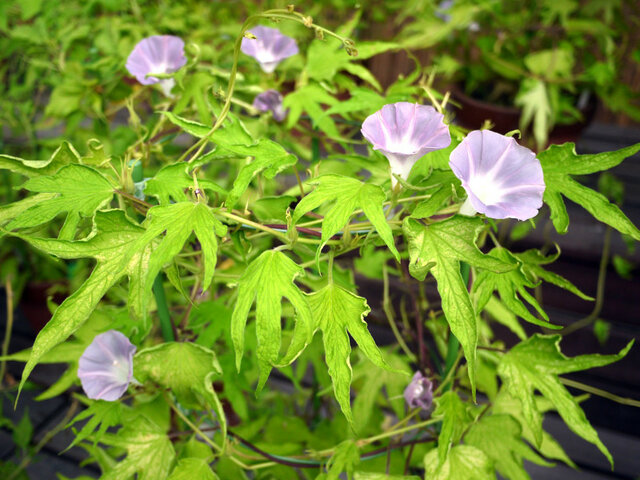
[
  {"left": 125, "top": 35, "right": 187, "bottom": 97},
  {"left": 253, "top": 89, "right": 287, "bottom": 122},
  {"left": 404, "top": 371, "right": 433, "bottom": 410},
  {"left": 449, "top": 130, "right": 545, "bottom": 221},
  {"left": 241, "top": 26, "right": 299, "bottom": 73},
  {"left": 77, "top": 330, "right": 136, "bottom": 401},
  {"left": 361, "top": 102, "right": 451, "bottom": 186}
]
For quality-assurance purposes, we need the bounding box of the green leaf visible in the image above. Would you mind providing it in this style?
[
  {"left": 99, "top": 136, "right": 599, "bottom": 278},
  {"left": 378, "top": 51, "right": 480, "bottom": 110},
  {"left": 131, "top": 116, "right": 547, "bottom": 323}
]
[
  {"left": 230, "top": 250, "right": 313, "bottom": 391},
  {"left": 293, "top": 175, "right": 400, "bottom": 262},
  {"left": 354, "top": 473, "right": 420, "bottom": 480},
  {"left": 0, "top": 142, "right": 80, "bottom": 178},
  {"left": 168, "top": 459, "right": 219, "bottom": 480},
  {"left": 326, "top": 440, "right": 360, "bottom": 480},
  {"left": 13, "top": 409, "right": 33, "bottom": 451},
  {"left": 497, "top": 334, "right": 634, "bottom": 466},
  {"left": 403, "top": 216, "right": 513, "bottom": 397},
  {"left": 466, "top": 414, "right": 552, "bottom": 480},
  {"left": 492, "top": 389, "right": 576, "bottom": 468},
  {"left": 513, "top": 247, "right": 593, "bottom": 301},
  {"left": 14, "top": 211, "right": 150, "bottom": 395},
  {"left": 66, "top": 401, "right": 123, "bottom": 450},
  {"left": 283, "top": 84, "right": 340, "bottom": 138},
  {"left": 144, "top": 164, "right": 226, "bottom": 206},
  {"left": 137, "top": 202, "right": 227, "bottom": 296},
  {"left": 515, "top": 78, "right": 551, "bottom": 149},
  {"left": 539, "top": 142, "right": 640, "bottom": 239},
  {"left": 308, "top": 283, "right": 389, "bottom": 425},
  {"left": 161, "top": 112, "right": 296, "bottom": 208},
  {"left": 473, "top": 248, "right": 559, "bottom": 329},
  {"left": 423, "top": 445, "right": 495, "bottom": 480},
  {"left": 101, "top": 416, "right": 175, "bottom": 480},
  {"left": 135, "top": 342, "right": 226, "bottom": 439},
  {"left": 432, "top": 391, "right": 472, "bottom": 467},
  {"left": 6, "top": 165, "right": 113, "bottom": 240}
]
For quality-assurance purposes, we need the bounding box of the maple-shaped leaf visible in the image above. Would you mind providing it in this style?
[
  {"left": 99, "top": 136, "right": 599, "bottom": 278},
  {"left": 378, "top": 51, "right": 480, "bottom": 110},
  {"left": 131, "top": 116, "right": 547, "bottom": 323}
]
[
  {"left": 144, "top": 164, "right": 226, "bottom": 206},
  {"left": 162, "top": 111, "right": 297, "bottom": 208},
  {"left": 539, "top": 142, "right": 640, "bottom": 238},
  {"left": 136, "top": 202, "right": 227, "bottom": 304},
  {"left": 465, "top": 414, "right": 553, "bottom": 480},
  {"left": 513, "top": 247, "right": 593, "bottom": 301},
  {"left": 283, "top": 83, "right": 340, "bottom": 138},
  {"left": 66, "top": 400, "right": 124, "bottom": 450},
  {"left": 497, "top": 334, "right": 633, "bottom": 466},
  {"left": 403, "top": 216, "right": 513, "bottom": 397},
  {"left": 168, "top": 459, "right": 219, "bottom": 480},
  {"left": 515, "top": 78, "right": 552, "bottom": 149},
  {"left": 423, "top": 445, "right": 494, "bottom": 480},
  {"left": 135, "top": 342, "right": 226, "bottom": 440},
  {"left": 431, "top": 391, "right": 473, "bottom": 467},
  {"left": 293, "top": 175, "right": 400, "bottom": 262},
  {"left": 352, "top": 351, "right": 411, "bottom": 434},
  {"left": 0, "top": 141, "right": 80, "bottom": 178},
  {"left": 308, "top": 283, "right": 389, "bottom": 425},
  {"left": 325, "top": 440, "right": 360, "bottom": 480},
  {"left": 492, "top": 389, "right": 576, "bottom": 468},
  {"left": 230, "top": 250, "right": 313, "bottom": 390},
  {"left": 100, "top": 415, "right": 175, "bottom": 480},
  {"left": 6, "top": 164, "right": 114, "bottom": 240},
  {"left": 13, "top": 211, "right": 151, "bottom": 395},
  {"left": 473, "top": 247, "right": 561, "bottom": 329}
]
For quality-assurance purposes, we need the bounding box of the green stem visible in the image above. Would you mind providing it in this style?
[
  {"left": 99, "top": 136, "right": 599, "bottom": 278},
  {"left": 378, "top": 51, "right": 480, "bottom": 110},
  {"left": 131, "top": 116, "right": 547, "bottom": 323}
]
[
  {"left": 560, "top": 377, "right": 640, "bottom": 408},
  {"left": 153, "top": 275, "right": 175, "bottom": 342},
  {"left": 0, "top": 278, "right": 14, "bottom": 385}
]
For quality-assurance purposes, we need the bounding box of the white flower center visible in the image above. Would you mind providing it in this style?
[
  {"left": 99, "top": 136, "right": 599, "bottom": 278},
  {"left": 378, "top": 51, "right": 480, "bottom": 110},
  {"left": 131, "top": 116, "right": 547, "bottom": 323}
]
[{"left": 468, "top": 175, "right": 503, "bottom": 205}]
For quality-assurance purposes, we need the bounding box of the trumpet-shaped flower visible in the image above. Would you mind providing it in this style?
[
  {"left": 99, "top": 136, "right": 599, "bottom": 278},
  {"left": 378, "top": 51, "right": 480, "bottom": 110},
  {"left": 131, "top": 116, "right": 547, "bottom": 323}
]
[
  {"left": 253, "top": 89, "right": 287, "bottom": 122},
  {"left": 361, "top": 102, "right": 451, "bottom": 186},
  {"left": 125, "top": 35, "right": 187, "bottom": 97},
  {"left": 449, "top": 130, "right": 545, "bottom": 221},
  {"left": 77, "top": 330, "right": 136, "bottom": 401},
  {"left": 241, "top": 26, "right": 299, "bottom": 73},
  {"left": 404, "top": 371, "right": 433, "bottom": 410}
]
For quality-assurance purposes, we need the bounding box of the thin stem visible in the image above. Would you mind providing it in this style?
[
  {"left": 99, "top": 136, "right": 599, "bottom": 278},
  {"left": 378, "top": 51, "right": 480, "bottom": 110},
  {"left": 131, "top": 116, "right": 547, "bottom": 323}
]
[
  {"left": 383, "top": 264, "right": 418, "bottom": 363},
  {"left": 0, "top": 278, "right": 14, "bottom": 385},
  {"left": 433, "top": 349, "right": 463, "bottom": 396},
  {"left": 561, "top": 227, "right": 611, "bottom": 335},
  {"left": 361, "top": 418, "right": 440, "bottom": 445},
  {"left": 560, "top": 377, "right": 640, "bottom": 408}
]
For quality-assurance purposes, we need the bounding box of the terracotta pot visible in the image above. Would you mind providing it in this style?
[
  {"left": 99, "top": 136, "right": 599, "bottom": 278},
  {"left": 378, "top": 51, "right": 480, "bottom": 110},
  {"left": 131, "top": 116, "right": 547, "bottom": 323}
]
[{"left": 451, "top": 86, "right": 598, "bottom": 149}]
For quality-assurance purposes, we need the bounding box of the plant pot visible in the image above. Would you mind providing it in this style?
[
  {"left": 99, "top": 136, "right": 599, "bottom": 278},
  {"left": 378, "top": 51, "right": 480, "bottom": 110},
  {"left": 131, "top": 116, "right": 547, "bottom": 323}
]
[{"left": 451, "top": 86, "right": 598, "bottom": 149}]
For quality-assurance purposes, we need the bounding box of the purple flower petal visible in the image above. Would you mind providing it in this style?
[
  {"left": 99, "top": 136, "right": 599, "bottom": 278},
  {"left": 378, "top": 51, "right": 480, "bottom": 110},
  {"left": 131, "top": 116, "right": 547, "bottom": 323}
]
[
  {"left": 253, "top": 89, "right": 287, "bottom": 122},
  {"left": 77, "top": 330, "right": 136, "bottom": 401},
  {"left": 404, "top": 371, "right": 433, "bottom": 410},
  {"left": 241, "top": 26, "right": 299, "bottom": 73},
  {"left": 449, "top": 130, "right": 545, "bottom": 221},
  {"left": 361, "top": 102, "right": 451, "bottom": 185},
  {"left": 125, "top": 35, "right": 187, "bottom": 86}
]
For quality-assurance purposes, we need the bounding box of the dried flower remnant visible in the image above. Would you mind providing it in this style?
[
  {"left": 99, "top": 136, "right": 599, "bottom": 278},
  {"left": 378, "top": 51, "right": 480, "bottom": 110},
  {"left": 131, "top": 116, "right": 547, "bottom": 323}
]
[
  {"left": 125, "top": 35, "right": 187, "bottom": 97},
  {"left": 241, "top": 26, "right": 299, "bottom": 73},
  {"left": 449, "top": 130, "right": 545, "bottom": 221},
  {"left": 77, "top": 330, "right": 136, "bottom": 401},
  {"left": 253, "top": 89, "right": 287, "bottom": 122},
  {"left": 404, "top": 371, "right": 433, "bottom": 410},
  {"left": 361, "top": 102, "right": 451, "bottom": 186}
]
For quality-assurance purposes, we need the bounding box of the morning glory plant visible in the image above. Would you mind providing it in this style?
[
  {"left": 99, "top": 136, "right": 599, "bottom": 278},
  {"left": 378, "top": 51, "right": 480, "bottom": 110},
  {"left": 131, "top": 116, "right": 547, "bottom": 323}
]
[
  {"left": 361, "top": 102, "right": 451, "bottom": 186},
  {"left": 1, "top": 5, "right": 639, "bottom": 480},
  {"left": 253, "top": 89, "right": 287, "bottom": 121},
  {"left": 125, "top": 35, "right": 187, "bottom": 97},
  {"left": 449, "top": 129, "right": 546, "bottom": 220},
  {"left": 77, "top": 330, "right": 136, "bottom": 401},
  {"left": 241, "top": 25, "right": 299, "bottom": 73}
]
